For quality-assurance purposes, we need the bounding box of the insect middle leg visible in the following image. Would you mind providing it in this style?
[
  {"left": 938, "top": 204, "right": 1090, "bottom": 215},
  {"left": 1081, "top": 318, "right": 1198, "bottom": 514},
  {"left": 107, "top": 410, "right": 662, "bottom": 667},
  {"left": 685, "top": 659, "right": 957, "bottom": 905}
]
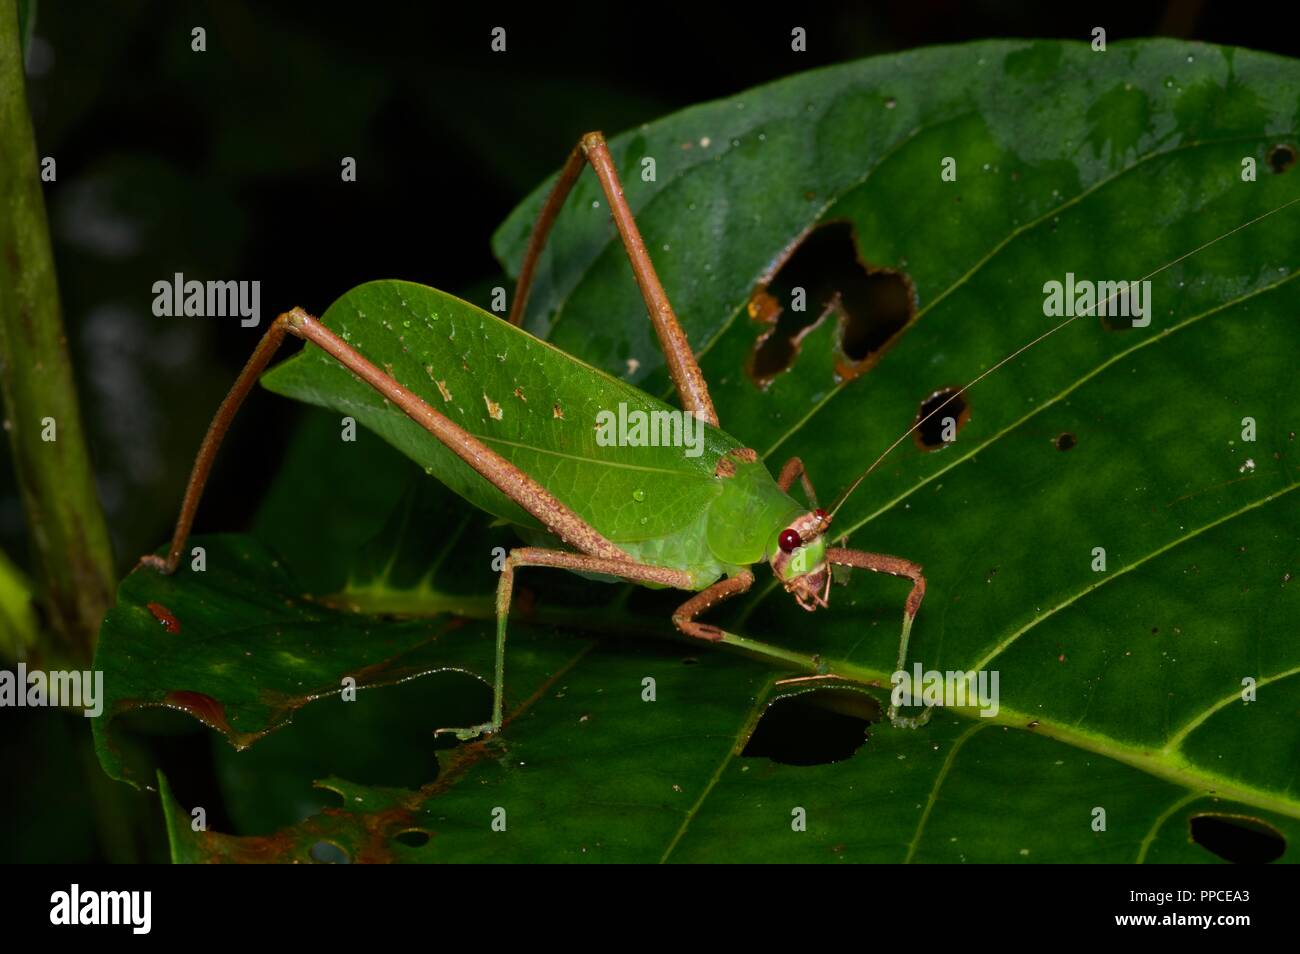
[
  {"left": 671, "top": 571, "right": 754, "bottom": 642},
  {"left": 825, "top": 547, "right": 930, "bottom": 727},
  {"left": 507, "top": 130, "right": 718, "bottom": 426},
  {"left": 438, "top": 547, "right": 695, "bottom": 741}
]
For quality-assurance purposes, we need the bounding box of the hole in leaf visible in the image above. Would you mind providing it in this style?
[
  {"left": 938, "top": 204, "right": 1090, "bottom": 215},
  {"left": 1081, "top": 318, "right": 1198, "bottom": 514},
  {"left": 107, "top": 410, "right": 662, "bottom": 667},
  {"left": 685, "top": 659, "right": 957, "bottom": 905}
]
[
  {"left": 1189, "top": 814, "right": 1285, "bottom": 863},
  {"left": 746, "top": 221, "right": 915, "bottom": 387},
  {"left": 837, "top": 269, "right": 914, "bottom": 367},
  {"left": 395, "top": 829, "right": 431, "bottom": 848},
  {"left": 741, "top": 688, "right": 879, "bottom": 766},
  {"left": 309, "top": 840, "right": 351, "bottom": 864},
  {"left": 914, "top": 387, "right": 969, "bottom": 450},
  {"left": 1267, "top": 143, "right": 1296, "bottom": 174},
  {"left": 1055, "top": 432, "right": 1077, "bottom": 451}
]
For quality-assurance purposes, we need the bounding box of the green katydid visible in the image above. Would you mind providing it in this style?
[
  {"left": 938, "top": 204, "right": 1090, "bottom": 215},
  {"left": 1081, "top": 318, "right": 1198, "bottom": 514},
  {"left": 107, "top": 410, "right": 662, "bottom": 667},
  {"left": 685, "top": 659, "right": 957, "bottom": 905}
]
[{"left": 142, "top": 131, "right": 1300, "bottom": 741}]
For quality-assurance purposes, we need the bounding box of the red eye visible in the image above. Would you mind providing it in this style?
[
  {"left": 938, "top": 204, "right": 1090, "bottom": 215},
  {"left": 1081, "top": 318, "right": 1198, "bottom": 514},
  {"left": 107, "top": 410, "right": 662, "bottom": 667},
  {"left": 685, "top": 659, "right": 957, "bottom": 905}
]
[
  {"left": 778, "top": 529, "right": 802, "bottom": 553},
  {"left": 814, "top": 508, "right": 828, "bottom": 520}
]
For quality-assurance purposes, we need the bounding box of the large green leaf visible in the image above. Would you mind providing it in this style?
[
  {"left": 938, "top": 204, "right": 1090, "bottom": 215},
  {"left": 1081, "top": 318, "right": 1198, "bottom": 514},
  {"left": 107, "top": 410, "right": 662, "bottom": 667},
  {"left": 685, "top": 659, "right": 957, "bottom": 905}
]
[
  {"left": 98, "top": 38, "right": 1300, "bottom": 862},
  {"left": 112, "top": 530, "right": 1300, "bottom": 862},
  {"left": 494, "top": 37, "right": 1300, "bottom": 845},
  {"left": 92, "top": 535, "right": 498, "bottom": 786}
]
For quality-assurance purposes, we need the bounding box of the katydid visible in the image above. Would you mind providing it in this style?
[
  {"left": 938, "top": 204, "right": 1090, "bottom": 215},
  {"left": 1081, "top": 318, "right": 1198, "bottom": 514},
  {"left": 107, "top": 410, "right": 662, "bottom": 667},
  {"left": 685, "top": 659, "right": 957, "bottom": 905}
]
[{"left": 142, "top": 130, "right": 1300, "bottom": 741}]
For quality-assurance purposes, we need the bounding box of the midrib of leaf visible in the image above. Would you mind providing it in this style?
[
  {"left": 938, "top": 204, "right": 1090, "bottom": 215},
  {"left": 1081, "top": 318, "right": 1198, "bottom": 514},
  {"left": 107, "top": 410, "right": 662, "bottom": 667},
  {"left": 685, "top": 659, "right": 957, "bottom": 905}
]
[{"left": 867, "top": 686, "right": 1300, "bottom": 821}]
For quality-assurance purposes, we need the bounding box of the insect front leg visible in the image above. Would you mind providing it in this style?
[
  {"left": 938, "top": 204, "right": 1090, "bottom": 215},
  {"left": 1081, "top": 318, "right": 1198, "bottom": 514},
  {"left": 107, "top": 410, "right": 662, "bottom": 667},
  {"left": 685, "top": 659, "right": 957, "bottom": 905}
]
[
  {"left": 779, "top": 459, "right": 851, "bottom": 584},
  {"left": 824, "top": 547, "right": 930, "bottom": 728},
  {"left": 436, "top": 547, "right": 694, "bottom": 741}
]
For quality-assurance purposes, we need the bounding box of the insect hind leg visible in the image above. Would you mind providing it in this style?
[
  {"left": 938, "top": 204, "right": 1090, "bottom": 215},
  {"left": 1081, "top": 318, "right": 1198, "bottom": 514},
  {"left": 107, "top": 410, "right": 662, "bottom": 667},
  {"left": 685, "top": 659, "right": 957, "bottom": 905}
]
[
  {"left": 138, "top": 310, "right": 300, "bottom": 574},
  {"left": 508, "top": 131, "right": 718, "bottom": 427},
  {"left": 143, "top": 307, "right": 632, "bottom": 578}
]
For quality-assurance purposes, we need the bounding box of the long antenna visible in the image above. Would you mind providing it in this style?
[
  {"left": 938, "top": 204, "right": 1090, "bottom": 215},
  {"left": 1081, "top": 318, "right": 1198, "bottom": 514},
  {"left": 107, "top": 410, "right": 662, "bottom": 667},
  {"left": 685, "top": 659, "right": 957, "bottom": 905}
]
[{"left": 827, "top": 194, "right": 1300, "bottom": 519}]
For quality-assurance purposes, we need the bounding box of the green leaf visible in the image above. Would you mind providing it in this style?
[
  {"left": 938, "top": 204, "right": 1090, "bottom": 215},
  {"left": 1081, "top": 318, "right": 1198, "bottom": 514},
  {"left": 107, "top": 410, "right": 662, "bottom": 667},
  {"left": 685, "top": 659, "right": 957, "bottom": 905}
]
[
  {"left": 492, "top": 37, "right": 1300, "bottom": 850},
  {"left": 148, "top": 557, "right": 1300, "bottom": 861},
  {"left": 92, "top": 535, "right": 499, "bottom": 787},
  {"left": 100, "top": 38, "right": 1300, "bottom": 862}
]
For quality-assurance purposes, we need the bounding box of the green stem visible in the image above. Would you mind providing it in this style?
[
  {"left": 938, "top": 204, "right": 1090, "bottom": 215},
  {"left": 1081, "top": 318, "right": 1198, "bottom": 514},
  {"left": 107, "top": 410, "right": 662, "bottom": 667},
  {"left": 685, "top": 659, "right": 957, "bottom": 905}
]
[
  {"left": 0, "top": 545, "right": 38, "bottom": 660},
  {"left": 0, "top": 0, "right": 114, "bottom": 665}
]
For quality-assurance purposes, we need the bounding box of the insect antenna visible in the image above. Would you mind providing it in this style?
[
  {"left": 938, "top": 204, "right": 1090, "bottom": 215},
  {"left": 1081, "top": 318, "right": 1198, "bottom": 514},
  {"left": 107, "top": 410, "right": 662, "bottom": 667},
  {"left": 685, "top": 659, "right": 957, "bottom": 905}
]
[{"left": 826, "top": 194, "right": 1300, "bottom": 520}]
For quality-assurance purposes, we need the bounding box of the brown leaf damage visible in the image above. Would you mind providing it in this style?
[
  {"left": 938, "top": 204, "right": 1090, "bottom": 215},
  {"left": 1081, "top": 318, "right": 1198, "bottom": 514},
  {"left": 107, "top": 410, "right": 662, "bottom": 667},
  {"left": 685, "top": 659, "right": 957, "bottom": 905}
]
[{"left": 746, "top": 221, "right": 917, "bottom": 388}]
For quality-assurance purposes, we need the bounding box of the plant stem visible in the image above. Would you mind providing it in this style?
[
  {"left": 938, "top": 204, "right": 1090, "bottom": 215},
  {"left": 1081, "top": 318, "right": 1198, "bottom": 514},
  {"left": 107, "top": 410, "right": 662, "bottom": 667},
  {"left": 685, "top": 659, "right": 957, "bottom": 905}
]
[
  {"left": 0, "top": 1, "right": 114, "bottom": 664},
  {"left": 0, "top": 545, "right": 38, "bottom": 659}
]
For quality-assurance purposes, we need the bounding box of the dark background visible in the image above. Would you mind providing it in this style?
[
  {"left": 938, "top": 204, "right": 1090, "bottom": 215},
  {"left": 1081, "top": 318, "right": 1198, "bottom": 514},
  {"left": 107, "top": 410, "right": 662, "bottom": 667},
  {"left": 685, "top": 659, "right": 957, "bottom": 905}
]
[{"left": 3, "top": 0, "right": 1297, "bottom": 862}]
